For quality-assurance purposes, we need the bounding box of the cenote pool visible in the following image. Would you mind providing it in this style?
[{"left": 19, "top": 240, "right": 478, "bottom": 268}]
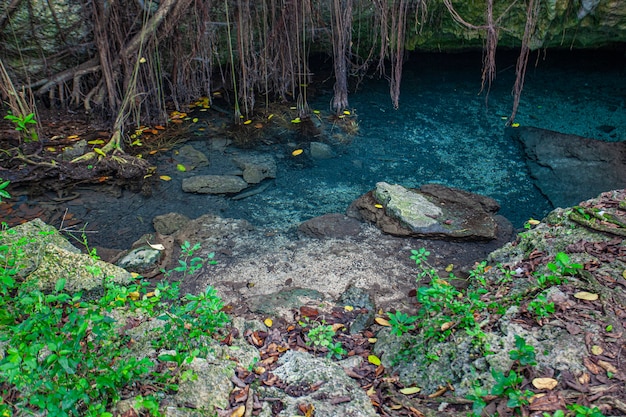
[{"left": 38, "top": 50, "right": 626, "bottom": 249}]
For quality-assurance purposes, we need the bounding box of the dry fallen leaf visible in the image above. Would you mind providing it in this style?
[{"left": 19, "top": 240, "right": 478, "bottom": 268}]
[
  {"left": 368, "top": 355, "right": 381, "bottom": 366},
  {"left": 375, "top": 317, "right": 391, "bottom": 327},
  {"left": 400, "top": 386, "right": 421, "bottom": 395},
  {"left": 332, "top": 323, "right": 345, "bottom": 332},
  {"left": 230, "top": 405, "right": 245, "bottom": 417},
  {"left": 574, "top": 291, "right": 598, "bottom": 301},
  {"left": 532, "top": 377, "right": 558, "bottom": 390},
  {"left": 441, "top": 321, "right": 454, "bottom": 331},
  {"left": 264, "top": 318, "right": 273, "bottom": 328},
  {"left": 597, "top": 360, "right": 618, "bottom": 374},
  {"left": 591, "top": 345, "right": 603, "bottom": 355}
]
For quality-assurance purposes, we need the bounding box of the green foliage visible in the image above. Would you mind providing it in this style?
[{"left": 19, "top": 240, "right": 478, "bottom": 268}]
[
  {"left": 305, "top": 322, "right": 346, "bottom": 359},
  {"left": 387, "top": 310, "right": 417, "bottom": 336},
  {"left": 548, "top": 252, "right": 582, "bottom": 276},
  {"left": 0, "top": 179, "right": 10, "bottom": 201},
  {"left": 0, "top": 228, "right": 227, "bottom": 416},
  {"left": 164, "top": 241, "right": 216, "bottom": 279},
  {"left": 567, "top": 404, "right": 606, "bottom": 417},
  {"left": 509, "top": 335, "right": 537, "bottom": 366},
  {"left": 527, "top": 292, "right": 555, "bottom": 319},
  {"left": 4, "top": 112, "right": 38, "bottom": 142}
]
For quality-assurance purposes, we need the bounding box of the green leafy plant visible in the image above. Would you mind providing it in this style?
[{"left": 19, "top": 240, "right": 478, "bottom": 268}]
[
  {"left": 548, "top": 252, "right": 582, "bottom": 277},
  {"left": 305, "top": 322, "right": 346, "bottom": 359},
  {"left": 4, "top": 111, "right": 38, "bottom": 142},
  {"left": 509, "top": 335, "right": 537, "bottom": 366},
  {"left": 0, "top": 178, "right": 10, "bottom": 201},
  {"left": 567, "top": 404, "right": 606, "bottom": 417},
  {"left": 527, "top": 292, "right": 555, "bottom": 319},
  {"left": 387, "top": 310, "right": 418, "bottom": 336},
  {"left": 164, "top": 241, "right": 216, "bottom": 278}
]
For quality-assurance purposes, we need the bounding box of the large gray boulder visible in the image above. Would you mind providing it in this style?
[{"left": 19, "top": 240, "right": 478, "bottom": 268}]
[
  {"left": 508, "top": 126, "right": 626, "bottom": 209},
  {"left": 348, "top": 182, "right": 503, "bottom": 241},
  {"left": 182, "top": 175, "right": 248, "bottom": 194}
]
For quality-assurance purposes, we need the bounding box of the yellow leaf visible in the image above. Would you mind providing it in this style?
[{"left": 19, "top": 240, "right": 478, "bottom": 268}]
[
  {"left": 230, "top": 405, "right": 245, "bottom": 417},
  {"left": 622, "top": 269, "right": 626, "bottom": 279},
  {"left": 264, "top": 318, "right": 273, "bottom": 328},
  {"left": 390, "top": 404, "right": 403, "bottom": 410},
  {"left": 574, "top": 291, "right": 598, "bottom": 301},
  {"left": 139, "top": 57, "right": 147, "bottom": 63},
  {"left": 332, "top": 323, "right": 345, "bottom": 332},
  {"left": 531, "top": 377, "right": 558, "bottom": 390},
  {"left": 94, "top": 148, "right": 106, "bottom": 156},
  {"left": 527, "top": 218, "right": 541, "bottom": 225},
  {"left": 129, "top": 291, "right": 140, "bottom": 301},
  {"left": 67, "top": 135, "right": 79, "bottom": 140},
  {"left": 243, "top": 119, "right": 252, "bottom": 125},
  {"left": 267, "top": 113, "right": 274, "bottom": 120},
  {"left": 159, "top": 175, "right": 172, "bottom": 181},
  {"left": 292, "top": 149, "right": 303, "bottom": 156},
  {"left": 176, "top": 164, "right": 186, "bottom": 172},
  {"left": 368, "top": 355, "right": 381, "bottom": 366},
  {"left": 591, "top": 345, "right": 603, "bottom": 355},
  {"left": 445, "top": 264, "right": 454, "bottom": 272},
  {"left": 291, "top": 117, "right": 301, "bottom": 124},
  {"left": 130, "top": 272, "right": 141, "bottom": 278},
  {"left": 344, "top": 305, "right": 354, "bottom": 311},
  {"left": 511, "top": 122, "right": 520, "bottom": 127},
  {"left": 290, "top": 106, "right": 297, "bottom": 110},
  {"left": 343, "top": 110, "right": 351, "bottom": 115},
  {"left": 88, "top": 139, "right": 105, "bottom": 145},
  {"left": 366, "top": 386, "right": 376, "bottom": 396},
  {"left": 192, "top": 118, "right": 199, "bottom": 123},
  {"left": 368, "top": 338, "right": 377, "bottom": 343},
  {"left": 375, "top": 317, "right": 390, "bottom": 327},
  {"left": 313, "top": 110, "right": 320, "bottom": 114},
  {"left": 399, "top": 386, "right": 421, "bottom": 395},
  {"left": 374, "top": 204, "right": 383, "bottom": 209},
  {"left": 45, "top": 147, "right": 56, "bottom": 152}
]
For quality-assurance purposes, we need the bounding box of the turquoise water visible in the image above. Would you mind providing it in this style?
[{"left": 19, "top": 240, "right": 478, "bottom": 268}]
[{"left": 54, "top": 49, "right": 625, "bottom": 248}]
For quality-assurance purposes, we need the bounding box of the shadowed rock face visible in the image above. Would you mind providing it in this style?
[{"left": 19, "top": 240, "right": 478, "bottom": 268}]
[
  {"left": 348, "top": 182, "right": 504, "bottom": 241},
  {"left": 509, "top": 126, "right": 626, "bottom": 209}
]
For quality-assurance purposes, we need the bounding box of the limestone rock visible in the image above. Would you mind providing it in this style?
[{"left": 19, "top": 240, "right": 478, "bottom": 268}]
[
  {"left": 508, "top": 126, "right": 626, "bottom": 209},
  {"left": 174, "top": 214, "right": 254, "bottom": 250},
  {"left": 233, "top": 154, "right": 277, "bottom": 184},
  {"left": 348, "top": 182, "right": 501, "bottom": 241},
  {"left": 258, "top": 350, "right": 379, "bottom": 417},
  {"left": 298, "top": 213, "right": 362, "bottom": 239},
  {"left": 177, "top": 144, "right": 209, "bottom": 170},
  {"left": 309, "top": 141, "right": 335, "bottom": 159},
  {"left": 116, "top": 245, "right": 162, "bottom": 274},
  {"left": 172, "top": 357, "right": 234, "bottom": 412},
  {"left": 182, "top": 175, "right": 248, "bottom": 194}
]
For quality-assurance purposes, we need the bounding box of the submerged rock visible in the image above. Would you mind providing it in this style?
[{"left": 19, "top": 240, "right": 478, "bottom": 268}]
[
  {"left": 309, "top": 141, "right": 335, "bottom": 159},
  {"left": 298, "top": 213, "right": 362, "bottom": 239},
  {"left": 177, "top": 144, "right": 209, "bottom": 170},
  {"left": 182, "top": 175, "right": 248, "bottom": 194},
  {"left": 508, "top": 126, "right": 626, "bottom": 208},
  {"left": 348, "top": 182, "right": 503, "bottom": 241},
  {"left": 233, "top": 154, "right": 277, "bottom": 184}
]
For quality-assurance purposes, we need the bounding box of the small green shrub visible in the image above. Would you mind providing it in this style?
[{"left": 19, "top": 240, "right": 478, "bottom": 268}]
[
  {"left": 305, "top": 322, "right": 346, "bottom": 359},
  {"left": 4, "top": 112, "right": 38, "bottom": 142}
]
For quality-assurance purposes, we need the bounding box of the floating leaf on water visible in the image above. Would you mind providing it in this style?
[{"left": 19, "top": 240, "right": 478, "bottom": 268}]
[
  {"left": 368, "top": 355, "right": 381, "bottom": 366},
  {"left": 527, "top": 218, "right": 541, "bottom": 225},
  {"left": 574, "top": 291, "right": 598, "bottom": 301},
  {"left": 531, "top": 378, "right": 558, "bottom": 390},
  {"left": 264, "top": 318, "right": 273, "bottom": 328},
  {"left": 243, "top": 119, "right": 252, "bottom": 125},
  {"left": 500, "top": 116, "right": 508, "bottom": 120},
  {"left": 343, "top": 110, "right": 351, "bottom": 115},
  {"left": 511, "top": 123, "right": 520, "bottom": 128},
  {"left": 267, "top": 113, "right": 274, "bottom": 120},
  {"left": 292, "top": 149, "right": 303, "bottom": 156},
  {"left": 88, "top": 139, "right": 105, "bottom": 145},
  {"left": 399, "top": 386, "right": 421, "bottom": 395},
  {"left": 290, "top": 106, "right": 297, "bottom": 110},
  {"left": 375, "top": 317, "right": 390, "bottom": 327},
  {"left": 313, "top": 110, "right": 320, "bottom": 114},
  {"left": 291, "top": 117, "right": 301, "bottom": 124},
  {"left": 192, "top": 118, "right": 199, "bottom": 123},
  {"left": 159, "top": 175, "right": 172, "bottom": 181},
  {"left": 344, "top": 305, "right": 354, "bottom": 311},
  {"left": 176, "top": 164, "right": 186, "bottom": 172},
  {"left": 374, "top": 204, "right": 383, "bottom": 209}
]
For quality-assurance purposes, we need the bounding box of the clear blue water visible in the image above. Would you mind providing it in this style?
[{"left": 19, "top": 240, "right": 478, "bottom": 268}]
[{"left": 59, "top": 50, "right": 625, "bottom": 248}]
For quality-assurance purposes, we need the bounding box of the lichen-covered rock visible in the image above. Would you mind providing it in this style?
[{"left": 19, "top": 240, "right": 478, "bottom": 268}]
[
  {"left": 177, "top": 144, "right": 209, "bottom": 171},
  {"left": 116, "top": 245, "right": 162, "bottom": 274},
  {"left": 182, "top": 175, "right": 248, "bottom": 194},
  {"left": 153, "top": 212, "right": 191, "bottom": 236},
  {"left": 258, "top": 350, "right": 379, "bottom": 417},
  {"left": 172, "top": 357, "right": 234, "bottom": 412},
  {"left": 348, "top": 182, "right": 502, "bottom": 241}
]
